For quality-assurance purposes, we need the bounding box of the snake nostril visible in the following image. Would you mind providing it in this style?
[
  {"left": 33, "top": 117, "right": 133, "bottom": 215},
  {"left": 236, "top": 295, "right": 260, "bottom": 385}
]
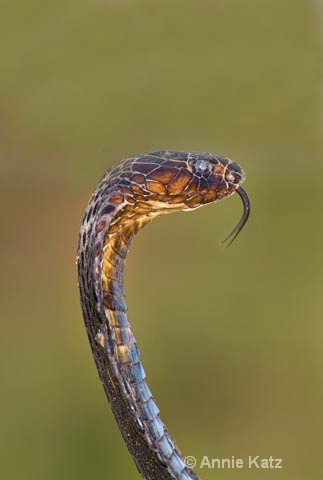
[{"left": 225, "top": 170, "right": 242, "bottom": 185}]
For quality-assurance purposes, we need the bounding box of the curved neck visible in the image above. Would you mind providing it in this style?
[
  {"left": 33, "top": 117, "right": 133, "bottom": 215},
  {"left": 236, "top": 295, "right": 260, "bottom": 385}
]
[{"left": 78, "top": 197, "right": 199, "bottom": 480}]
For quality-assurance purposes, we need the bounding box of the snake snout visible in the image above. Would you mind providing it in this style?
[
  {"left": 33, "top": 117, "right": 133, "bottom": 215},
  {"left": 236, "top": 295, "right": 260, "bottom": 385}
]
[{"left": 225, "top": 161, "right": 246, "bottom": 188}]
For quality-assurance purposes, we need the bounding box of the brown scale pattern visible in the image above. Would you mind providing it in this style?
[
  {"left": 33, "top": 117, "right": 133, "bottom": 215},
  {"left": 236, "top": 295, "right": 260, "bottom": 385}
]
[{"left": 77, "top": 151, "right": 247, "bottom": 480}]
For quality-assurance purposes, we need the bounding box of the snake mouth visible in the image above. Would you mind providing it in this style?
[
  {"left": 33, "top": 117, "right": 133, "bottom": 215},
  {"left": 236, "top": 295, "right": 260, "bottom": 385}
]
[{"left": 221, "top": 186, "right": 250, "bottom": 247}]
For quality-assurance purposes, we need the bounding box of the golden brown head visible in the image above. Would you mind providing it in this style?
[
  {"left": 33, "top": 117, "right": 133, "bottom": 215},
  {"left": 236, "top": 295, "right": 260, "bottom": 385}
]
[{"left": 106, "top": 150, "right": 250, "bottom": 244}]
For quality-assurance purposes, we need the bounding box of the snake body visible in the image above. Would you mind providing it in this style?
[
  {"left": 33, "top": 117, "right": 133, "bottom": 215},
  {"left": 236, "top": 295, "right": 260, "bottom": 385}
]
[{"left": 77, "top": 151, "right": 249, "bottom": 480}]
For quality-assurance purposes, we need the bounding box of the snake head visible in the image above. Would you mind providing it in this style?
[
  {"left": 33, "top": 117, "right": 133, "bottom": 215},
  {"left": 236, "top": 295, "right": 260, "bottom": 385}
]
[
  {"left": 128, "top": 151, "right": 245, "bottom": 207},
  {"left": 186, "top": 153, "right": 246, "bottom": 206},
  {"left": 118, "top": 151, "right": 250, "bottom": 245},
  {"left": 146, "top": 151, "right": 250, "bottom": 245},
  {"left": 186, "top": 153, "right": 250, "bottom": 245}
]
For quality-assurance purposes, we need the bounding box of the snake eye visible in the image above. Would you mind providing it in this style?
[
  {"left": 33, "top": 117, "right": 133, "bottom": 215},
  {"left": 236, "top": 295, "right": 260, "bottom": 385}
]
[
  {"left": 190, "top": 158, "right": 212, "bottom": 177},
  {"left": 195, "top": 159, "right": 210, "bottom": 171}
]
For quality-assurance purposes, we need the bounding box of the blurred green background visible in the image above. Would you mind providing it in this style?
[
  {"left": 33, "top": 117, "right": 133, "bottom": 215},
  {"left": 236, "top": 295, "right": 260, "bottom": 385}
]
[{"left": 1, "top": 1, "right": 323, "bottom": 479}]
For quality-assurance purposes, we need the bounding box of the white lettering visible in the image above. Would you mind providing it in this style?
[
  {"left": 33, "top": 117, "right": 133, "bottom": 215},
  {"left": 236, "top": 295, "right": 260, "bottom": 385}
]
[
  {"left": 200, "top": 456, "right": 211, "bottom": 468},
  {"left": 249, "top": 456, "right": 260, "bottom": 468}
]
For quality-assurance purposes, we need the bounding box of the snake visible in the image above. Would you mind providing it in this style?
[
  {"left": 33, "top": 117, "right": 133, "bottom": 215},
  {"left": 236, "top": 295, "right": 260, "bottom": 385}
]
[{"left": 77, "top": 150, "right": 250, "bottom": 480}]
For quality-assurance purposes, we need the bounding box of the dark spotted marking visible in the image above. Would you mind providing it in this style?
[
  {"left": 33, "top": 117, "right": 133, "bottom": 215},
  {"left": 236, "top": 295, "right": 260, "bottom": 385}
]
[{"left": 101, "top": 204, "right": 116, "bottom": 215}]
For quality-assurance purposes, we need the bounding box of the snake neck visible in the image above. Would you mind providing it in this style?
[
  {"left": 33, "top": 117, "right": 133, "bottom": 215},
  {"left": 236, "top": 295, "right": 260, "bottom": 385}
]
[{"left": 78, "top": 193, "right": 199, "bottom": 480}]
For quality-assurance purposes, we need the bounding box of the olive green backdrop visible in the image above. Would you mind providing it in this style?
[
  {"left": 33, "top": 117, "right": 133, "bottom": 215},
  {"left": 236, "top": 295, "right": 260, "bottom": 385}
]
[{"left": 1, "top": 1, "right": 323, "bottom": 479}]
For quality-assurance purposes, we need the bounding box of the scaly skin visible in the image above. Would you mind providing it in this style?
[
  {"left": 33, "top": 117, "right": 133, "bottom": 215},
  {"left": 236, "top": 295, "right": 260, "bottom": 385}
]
[{"left": 77, "top": 151, "right": 249, "bottom": 480}]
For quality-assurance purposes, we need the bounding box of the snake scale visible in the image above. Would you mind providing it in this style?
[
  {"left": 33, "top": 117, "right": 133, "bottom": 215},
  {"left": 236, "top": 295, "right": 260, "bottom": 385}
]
[{"left": 77, "top": 151, "right": 250, "bottom": 479}]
